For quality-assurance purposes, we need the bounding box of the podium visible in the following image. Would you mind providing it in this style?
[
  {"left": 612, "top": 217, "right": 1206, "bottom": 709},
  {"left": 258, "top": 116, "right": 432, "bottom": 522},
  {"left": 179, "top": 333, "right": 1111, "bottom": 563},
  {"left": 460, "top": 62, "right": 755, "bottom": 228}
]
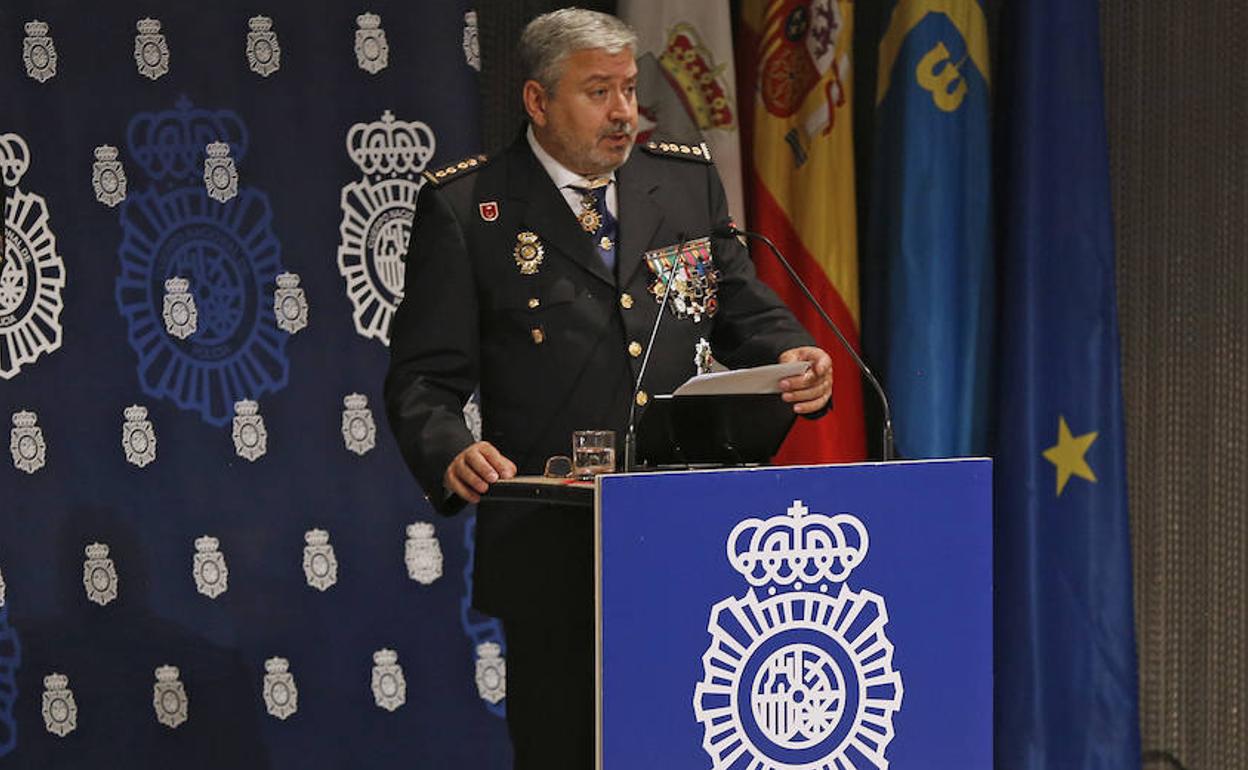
[{"left": 492, "top": 459, "right": 992, "bottom": 768}]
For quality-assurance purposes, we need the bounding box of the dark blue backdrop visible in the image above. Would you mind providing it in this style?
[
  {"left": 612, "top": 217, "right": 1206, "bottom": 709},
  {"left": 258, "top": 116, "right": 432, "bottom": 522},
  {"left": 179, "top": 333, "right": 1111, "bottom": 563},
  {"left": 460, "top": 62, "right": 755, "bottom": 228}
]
[{"left": 1, "top": 2, "right": 509, "bottom": 767}]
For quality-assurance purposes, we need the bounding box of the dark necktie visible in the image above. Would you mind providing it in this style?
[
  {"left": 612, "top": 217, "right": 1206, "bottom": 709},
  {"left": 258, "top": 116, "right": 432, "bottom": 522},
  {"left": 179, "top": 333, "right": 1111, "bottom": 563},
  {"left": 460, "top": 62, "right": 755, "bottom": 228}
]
[{"left": 570, "top": 182, "right": 617, "bottom": 273}]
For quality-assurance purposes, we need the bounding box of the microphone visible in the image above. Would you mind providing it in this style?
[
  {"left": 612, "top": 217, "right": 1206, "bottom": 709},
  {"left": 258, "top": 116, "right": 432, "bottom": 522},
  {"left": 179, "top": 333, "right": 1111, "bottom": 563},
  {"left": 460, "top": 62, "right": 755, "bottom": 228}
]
[
  {"left": 623, "top": 233, "right": 686, "bottom": 472},
  {"left": 714, "top": 223, "right": 896, "bottom": 461}
]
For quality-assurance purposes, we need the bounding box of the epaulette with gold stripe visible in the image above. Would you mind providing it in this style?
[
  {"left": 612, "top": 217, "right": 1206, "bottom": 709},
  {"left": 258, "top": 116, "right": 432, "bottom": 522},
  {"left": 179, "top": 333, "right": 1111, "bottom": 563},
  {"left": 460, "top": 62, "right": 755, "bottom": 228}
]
[
  {"left": 422, "top": 153, "right": 490, "bottom": 186},
  {"left": 641, "top": 139, "right": 712, "bottom": 163}
]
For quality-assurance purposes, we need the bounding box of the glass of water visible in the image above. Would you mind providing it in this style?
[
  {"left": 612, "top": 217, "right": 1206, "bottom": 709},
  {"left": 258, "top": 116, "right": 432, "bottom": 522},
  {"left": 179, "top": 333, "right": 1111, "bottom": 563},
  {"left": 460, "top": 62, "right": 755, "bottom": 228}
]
[{"left": 572, "top": 430, "right": 616, "bottom": 477}]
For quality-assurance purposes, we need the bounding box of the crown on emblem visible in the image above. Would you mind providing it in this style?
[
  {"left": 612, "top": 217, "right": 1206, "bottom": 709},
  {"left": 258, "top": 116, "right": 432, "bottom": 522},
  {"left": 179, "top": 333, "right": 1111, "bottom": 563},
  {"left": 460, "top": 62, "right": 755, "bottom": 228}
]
[
  {"left": 194, "top": 535, "right": 219, "bottom": 553},
  {"left": 43, "top": 673, "right": 68, "bottom": 691},
  {"left": 304, "top": 528, "right": 329, "bottom": 546},
  {"left": 346, "top": 110, "right": 436, "bottom": 177},
  {"left": 658, "top": 25, "right": 735, "bottom": 131},
  {"left": 726, "top": 500, "right": 870, "bottom": 592},
  {"left": 233, "top": 399, "right": 259, "bottom": 417},
  {"left": 24, "top": 20, "right": 50, "bottom": 36},
  {"left": 12, "top": 410, "right": 37, "bottom": 428},
  {"left": 164, "top": 276, "right": 189, "bottom": 294},
  {"left": 127, "top": 97, "right": 248, "bottom": 181},
  {"left": 477, "top": 642, "right": 501, "bottom": 659},
  {"left": 0, "top": 133, "right": 32, "bottom": 187},
  {"left": 124, "top": 404, "right": 148, "bottom": 422},
  {"left": 343, "top": 393, "right": 368, "bottom": 410},
  {"left": 248, "top": 15, "right": 273, "bottom": 32},
  {"left": 205, "top": 141, "right": 230, "bottom": 159},
  {"left": 136, "top": 18, "right": 162, "bottom": 35},
  {"left": 406, "top": 522, "right": 434, "bottom": 539},
  {"left": 94, "top": 144, "right": 119, "bottom": 162},
  {"left": 373, "top": 648, "right": 397, "bottom": 666},
  {"left": 275, "top": 271, "right": 300, "bottom": 289},
  {"left": 84, "top": 542, "right": 110, "bottom": 560},
  {"left": 155, "top": 665, "right": 179, "bottom": 682},
  {"left": 356, "top": 12, "right": 382, "bottom": 29},
  {"left": 265, "top": 657, "right": 289, "bottom": 674}
]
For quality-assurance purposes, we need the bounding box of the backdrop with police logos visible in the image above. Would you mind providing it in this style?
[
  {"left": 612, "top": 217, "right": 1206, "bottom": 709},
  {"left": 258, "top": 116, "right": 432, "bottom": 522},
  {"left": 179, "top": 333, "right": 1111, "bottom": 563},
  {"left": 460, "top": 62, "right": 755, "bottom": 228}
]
[{"left": 0, "top": 2, "right": 510, "bottom": 767}]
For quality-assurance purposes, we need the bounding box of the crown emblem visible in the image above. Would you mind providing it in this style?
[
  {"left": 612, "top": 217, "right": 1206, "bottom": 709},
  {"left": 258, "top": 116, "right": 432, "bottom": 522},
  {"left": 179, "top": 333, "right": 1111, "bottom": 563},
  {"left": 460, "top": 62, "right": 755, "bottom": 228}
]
[
  {"left": 248, "top": 16, "right": 273, "bottom": 32},
  {"left": 94, "top": 144, "right": 119, "bottom": 162},
  {"left": 12, "top": 410, "right": 37, "bottom": 429},
  {"left": 25, "top": 20, "right": 50, "bottom": 37},
  {"left": 136, "top": 18, "right": 162, "bottom": 35},
  {"left": 84, "top": 542, "right": 110, "bottom": 560},
  {"left": 406, "top": 522, "right": 434, "bottom": 539},
  {"left": 0, "top": 133, "right": 31, "bottom": 187},
  {"left": 276, "top": 272, "right": 300, "bottom": 289},
  {"left": 265, "top": 656, "right": 289, "bottom": 674},
  {"left": 127, "top": 97, "right": 248, "bottom": 181},
  {"left": 164, "top": 276, "right": 189, "bottom": 294},
  {"left": 205, "top": 141, "right": 230, "bottom": 159},
  {"left": 124, "top": 404, "right": 148, "bottom": 422},
  {"left": 43, "top": 673, "right": 68, "bottom": 690},
  {"left": 233, "top": 399, "right": 258, "bottom": 417},
  {"left": 194, "top": 535, "right": 219, "bottom": 553},
  {"left": 155, "top": 664, "right": 179, "bottom": 682},
  {"left": 305, "top": 528, "right": 329, "bottom": 547},
  {"left": 373, "top": 648, "right": 397, "bottom": 666},
  {"left": 658, "top": 24, "right": 735, "bottom": 131},
  {"left": 357, "top": 13, "right": 381, "bottom": 30},
  {"left": 477, "top": 642, "right": 501, "bottom": 659},
  {"left": 346, "top": 111, "right": 436, "bottom": 178},
  {"left": 727, "top": 500, "right": 868, "bottom": 594},
  {"left": 343, "top": 393, "right": 368, "bottom": 410}
]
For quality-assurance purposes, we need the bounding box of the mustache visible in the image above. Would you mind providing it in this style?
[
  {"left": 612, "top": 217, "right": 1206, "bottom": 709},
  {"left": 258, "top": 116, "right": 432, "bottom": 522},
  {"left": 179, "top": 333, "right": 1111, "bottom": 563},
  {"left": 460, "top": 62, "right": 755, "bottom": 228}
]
[{"left": 600, "top": 122, "right": 635, "bottom": 138}]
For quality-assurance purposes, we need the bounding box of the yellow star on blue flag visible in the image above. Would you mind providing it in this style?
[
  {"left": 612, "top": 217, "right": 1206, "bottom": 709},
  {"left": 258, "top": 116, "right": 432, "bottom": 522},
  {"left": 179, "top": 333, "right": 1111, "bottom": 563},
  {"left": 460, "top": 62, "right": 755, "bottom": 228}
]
[{"left": 1042, "top": 416, "right": 1098, "bottom": 495}]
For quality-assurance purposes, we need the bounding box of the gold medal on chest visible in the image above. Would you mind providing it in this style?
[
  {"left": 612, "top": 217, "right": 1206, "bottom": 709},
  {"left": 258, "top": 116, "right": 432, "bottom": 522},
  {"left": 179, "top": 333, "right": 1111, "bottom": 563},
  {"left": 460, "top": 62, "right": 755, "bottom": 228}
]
[
  {"left": 577, "top": 203, "right": 602, "bottom": 234},
  {"left": 513, "top": 231, "right": 545, "bottom": 275}
]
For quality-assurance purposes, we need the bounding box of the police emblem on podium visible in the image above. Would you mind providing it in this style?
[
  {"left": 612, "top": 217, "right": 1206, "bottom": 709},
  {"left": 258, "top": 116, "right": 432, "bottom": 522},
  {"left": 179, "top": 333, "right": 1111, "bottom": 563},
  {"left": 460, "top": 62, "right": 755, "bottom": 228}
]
[
  {"left": 341, "top": 393, "right": 376, "bottom": 455},
  {"left": 231, "top": 399, "right": 267, "bottom": 461},
  {"left": 92, "top": 145, "right": 128, "bottom": 207},
  {"left": 354, "top": 13, "right": 390, "bottom": 74},
  {"left": 404, "top": 522, "right": 443, "bottom": 585},
  {"left": 41, "top": 673, "right": 77, "bottom": 737},
  {"left": 262, "top": 657, "right": 298, "bottom": 720},
  {"left": 203, "top": 141, "right": 239, "bottom": 203},
  {"left": 116, "top": 98, "right": 290, "bottom": 426},
  {"left": 474, "top": 642, "right": 506, "bottom": 705},
  {"left": 133, "top": 18, "right": 170, "bottom": 80},
  {"left": 273, "top": 272, "right": 308, "bottom": 334},
  {"left": 82, "top": 543, "right": 118, "bottom": 607},
  {"left": 302, "top": 529, "right": 338, "bottom": 591},
  {"left": 10, "top": 410, "right": 46, "bottom": 474},
  {"left": 121, "top": 404, "right": 157, "bottom": 468},
  {"left": 192, "top": 536, "right": 229, "bottom": 599},
  {"left": 370, "top": 649, "right": 406, "bottom": 711},
  {"left": 2, "top": 132, "right": 66, "bottom": 380},
  {"left": 338, "top": 110, "right": 436, "bottom": 344},
  {"left": 246, "top": 16, "right": 281, "bottom": 77},
  {"left": 153, "top": 665, "right": 188, "bottom": 728},
  {"left": 693, "top": 500, "right": 904, "bottom": 770},
  {"left": 23, "top": 21, "right": 57, "bottom": 83}
]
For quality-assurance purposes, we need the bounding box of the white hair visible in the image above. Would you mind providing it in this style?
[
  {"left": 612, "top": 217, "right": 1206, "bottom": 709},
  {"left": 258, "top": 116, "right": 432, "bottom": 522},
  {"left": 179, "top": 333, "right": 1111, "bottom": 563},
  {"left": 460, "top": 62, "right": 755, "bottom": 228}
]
[{"left": 519, "top": 8, "right": 638, "bottom": 94}]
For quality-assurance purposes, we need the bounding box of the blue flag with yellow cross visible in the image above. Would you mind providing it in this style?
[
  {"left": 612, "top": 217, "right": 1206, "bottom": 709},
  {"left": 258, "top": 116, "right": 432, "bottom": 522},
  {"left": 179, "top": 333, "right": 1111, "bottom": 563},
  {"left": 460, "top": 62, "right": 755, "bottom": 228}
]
[
  {"left": 865, "top": 0, "right": 994, "bottom": 459},
  {"left": 994, "top": 0, "right": 1142, "bottom": 767}
]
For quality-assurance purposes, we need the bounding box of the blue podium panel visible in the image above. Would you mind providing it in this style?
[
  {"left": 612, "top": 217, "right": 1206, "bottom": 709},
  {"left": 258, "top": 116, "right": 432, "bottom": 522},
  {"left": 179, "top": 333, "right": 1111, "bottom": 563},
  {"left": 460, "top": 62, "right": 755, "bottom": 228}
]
[{"left": 596, "top": 459, "right": 992, "bottom": 769}]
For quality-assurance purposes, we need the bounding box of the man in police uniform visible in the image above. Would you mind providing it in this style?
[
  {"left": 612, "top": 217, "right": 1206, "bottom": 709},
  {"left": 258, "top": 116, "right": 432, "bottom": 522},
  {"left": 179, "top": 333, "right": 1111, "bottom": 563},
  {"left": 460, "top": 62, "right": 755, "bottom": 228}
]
[{"left": 384, "top": 8, "right": 832, "bottom": 767}]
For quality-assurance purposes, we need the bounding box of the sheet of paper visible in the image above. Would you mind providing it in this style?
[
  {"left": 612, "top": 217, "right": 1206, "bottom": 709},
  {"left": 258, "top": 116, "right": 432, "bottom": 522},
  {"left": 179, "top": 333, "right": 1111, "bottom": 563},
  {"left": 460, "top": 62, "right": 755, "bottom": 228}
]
[{"left": 672, "top": 361, "right": 810, "bottom": 396}]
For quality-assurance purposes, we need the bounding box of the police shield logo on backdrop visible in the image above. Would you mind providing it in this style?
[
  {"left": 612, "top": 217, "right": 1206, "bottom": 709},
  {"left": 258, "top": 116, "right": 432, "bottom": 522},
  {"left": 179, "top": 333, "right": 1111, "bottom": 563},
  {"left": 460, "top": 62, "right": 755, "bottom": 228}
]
[
  {"left": 152, "top": 665, "right": 188, "bottom": 728},
  {"left": 693, "top": 500, "right": 904, "bottom": 770},
  {"left": 10, "top": 410, "right": 47, "bottom": 474},
  {"left": 41, "top": 674, "right": 77, "bottom": 737},
  {"left": 92, "top": 145, "right": 129, "bottom": 207},
  {"left": 262, "top": 657, "right": 298, "bottom": 719},
  {"left": 22, "top": 21, "right": 58, "bottom": 82},
  {"left": 82, "top": 543, "right": 119, "bottom": 607},
  {"left": 338, "top": 111, "right": 436, "bottom": 344}
]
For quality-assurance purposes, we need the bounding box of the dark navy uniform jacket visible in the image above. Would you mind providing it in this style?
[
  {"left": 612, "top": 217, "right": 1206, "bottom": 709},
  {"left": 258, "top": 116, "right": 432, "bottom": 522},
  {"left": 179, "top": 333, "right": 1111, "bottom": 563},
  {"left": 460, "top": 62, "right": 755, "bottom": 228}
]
[{"left": 384, "top": 133, "right": 813, "bottom": 616}]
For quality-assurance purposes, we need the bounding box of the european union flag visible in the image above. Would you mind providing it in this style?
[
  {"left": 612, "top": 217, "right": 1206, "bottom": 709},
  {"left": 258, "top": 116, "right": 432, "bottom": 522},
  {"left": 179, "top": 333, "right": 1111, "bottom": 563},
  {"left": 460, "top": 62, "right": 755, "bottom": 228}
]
[
  {"left": 866, "top": 0, "right": 994, "bottom": 458},
  {"left": 994, "top": 2, "right": 1142, "bottom": 768}
]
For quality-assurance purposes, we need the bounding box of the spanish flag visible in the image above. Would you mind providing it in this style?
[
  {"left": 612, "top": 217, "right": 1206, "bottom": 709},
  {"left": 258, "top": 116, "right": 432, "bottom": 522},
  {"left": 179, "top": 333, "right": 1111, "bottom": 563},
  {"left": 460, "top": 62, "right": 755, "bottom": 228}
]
[{"left": 738, "top": 0, "right": 866, "bottom": 462}]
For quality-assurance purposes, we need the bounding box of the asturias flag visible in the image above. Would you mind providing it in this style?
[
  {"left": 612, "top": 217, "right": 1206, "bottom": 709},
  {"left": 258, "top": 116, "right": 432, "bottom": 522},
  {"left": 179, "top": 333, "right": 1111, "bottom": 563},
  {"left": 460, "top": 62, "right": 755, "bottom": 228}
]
[
  {"left": 738, "top": 0, "right": 866, "bottom": 463},
  {"left": 994, "top": 1, "right": 1143, "bottom": 768},
  {"left": 865, "top": 0, "right": 994, "bottom": 459}
]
